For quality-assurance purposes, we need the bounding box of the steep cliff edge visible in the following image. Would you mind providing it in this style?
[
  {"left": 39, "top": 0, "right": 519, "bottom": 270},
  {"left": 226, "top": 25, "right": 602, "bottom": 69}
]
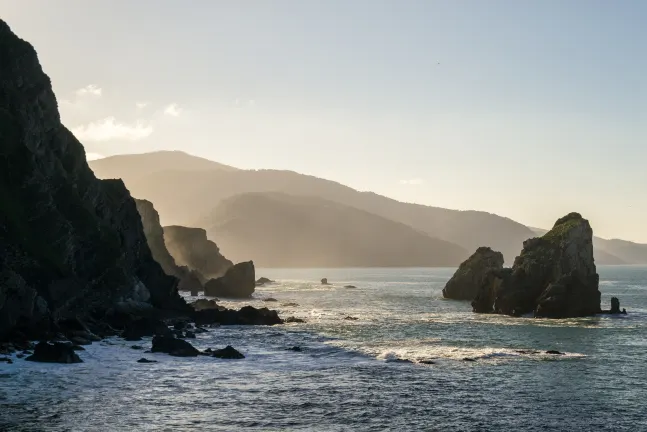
[
  {"left": 135, "top": 199, "right": 203, "bottom": 293},
  {"left": 0, "top": 20, "right": 186, "bottom": 341},
  {"left": 163, "top": 225, "right": 232, "bottom": 279},
  {"left": 472, "top": 213, "right": 600, "bottom": 318}
]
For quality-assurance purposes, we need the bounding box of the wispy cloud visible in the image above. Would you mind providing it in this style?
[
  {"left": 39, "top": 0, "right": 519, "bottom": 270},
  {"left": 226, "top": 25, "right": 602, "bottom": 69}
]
[
  {"left": 164, "top": 103, "right": 182, "bottom": 117},
  {"left": 75, "top": 84, "right": 102, "bottom": 97},
  {"left": 85, "top": 152, "right": 106, "bottom": 161},
  {"left": 136, "top": 102, "right": 149, "bottom": 110},
  {"left": 399, "top": 179, "right": 424, "bottom": 185},
  {"left": 71, "top": 117, "right": 153, "bottom": 142}
]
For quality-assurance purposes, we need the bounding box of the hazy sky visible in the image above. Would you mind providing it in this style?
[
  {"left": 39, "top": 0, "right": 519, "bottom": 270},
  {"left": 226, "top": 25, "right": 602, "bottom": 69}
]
[{"left": 3, "top": 1, "right": 646, "bottom": 241}]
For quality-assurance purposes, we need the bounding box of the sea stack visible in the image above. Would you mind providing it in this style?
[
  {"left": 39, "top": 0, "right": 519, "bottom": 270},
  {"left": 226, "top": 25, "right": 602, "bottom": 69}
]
[
  {"left": 442, "top": 247, "right": 504, "bottom": 300},
  {"left": 472, "top": 213, "right": 600, "bottom": 318},
  {"left": 204, "top": 261, "right": 256, "bottom": 298}
]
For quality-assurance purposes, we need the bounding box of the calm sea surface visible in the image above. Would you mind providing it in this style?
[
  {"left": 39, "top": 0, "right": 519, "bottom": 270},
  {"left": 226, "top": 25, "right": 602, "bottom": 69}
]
[{"left": 2, "top": 266, "right": 646, "bottom": 431}]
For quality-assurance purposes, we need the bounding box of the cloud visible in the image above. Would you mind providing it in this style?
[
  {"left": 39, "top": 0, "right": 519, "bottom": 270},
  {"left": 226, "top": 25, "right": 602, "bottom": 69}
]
[
  {"left": 75, "top": 84, "right": 102, "bottom": 97},
  {"left": 136, "top": 102, "right": 149, "bottom": 110},
  {"left": 71, "top": 117, "right": 153, "bottom": 142},
  {"left": 85, "top": 152, "right": 106, "bottom": 161},
  {"left": 164, "top": 103, "right": 182, "bottom": 116},
  {"left": 399, "top": 179, "right": 424, "bottom": 185}
]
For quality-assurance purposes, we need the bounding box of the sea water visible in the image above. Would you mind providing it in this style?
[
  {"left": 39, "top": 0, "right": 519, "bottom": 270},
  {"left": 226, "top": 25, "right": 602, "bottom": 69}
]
[{"left": 1, "top": 266, "right": 646, "bottom": 431}]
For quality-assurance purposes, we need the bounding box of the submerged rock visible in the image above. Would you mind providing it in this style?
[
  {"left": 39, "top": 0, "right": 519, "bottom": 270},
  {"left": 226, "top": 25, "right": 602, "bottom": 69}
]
[
  {"left": 25, "top": 342, "right": 82, "bottom": 364},
  {"left": 545, "top": 350, "right": 564, "bottom": 355},
  {"left": 442, "top": 247, "right": 504, "bottom": 300},
  {"left": 344, "top": 285, "right": 357, "bottom": 289},
  {"left": 190, "top": 299, "right": 224, "bottom": 312},
  {"left": 211, "top": 345, "right": 245, "bottom": 359},
  {"left": 472, "top": 213, "right": 601, "bottom": 318},
  {"left": 137, "top": 358, "right": 158, "bottom": 363},
  {"left": 284, "top": 316, "right": 305, "bottom": 323},
  {"left": 321, "top": 278, "right": 329, "bottom": 285},
  {"left": 204, "top": 261, "right": 255, "bottom": 298},
  {"left": 287, "top": 346, "right": 302, "bottom": 352},
  {"left": 151, "top": 336, "right": 200, "bottom": 357},
  {"left": 263, "top": 298, "right": 278, "bottom": 302}
]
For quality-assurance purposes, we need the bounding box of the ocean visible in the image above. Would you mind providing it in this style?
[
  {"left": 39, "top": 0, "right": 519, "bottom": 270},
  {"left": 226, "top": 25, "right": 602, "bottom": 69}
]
[{"left": 2, "top": 266, "right": 646, "bottom": 431}]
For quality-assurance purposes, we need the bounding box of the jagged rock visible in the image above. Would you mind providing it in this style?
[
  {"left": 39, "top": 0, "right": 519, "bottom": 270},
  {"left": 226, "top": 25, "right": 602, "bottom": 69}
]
[
  {"left": 472, "top": 213, "right": 601, "bottom": 318},
  {"left": 193, "top": 305, "right": 283, "bottom": 326},
  {"left": 25, "top": 342, "right": 82, "bottom": 363},
  {"left": 190, "top": 299, "right": 225, "bottom": 311},
  {"left": 151, "top": 335, "right": 199, "bottom": 357},
  {"left": 321, "top": 278, "right": 329, "bottom": 285},
  {"left": 442, "top": 247, "right": 504, "bottom": 300},
  {"left": 211, "top": 345, "right": 245, "bottom": 359},
  {"left": 256, "top": 277, "right": 274, "bottom": 286},
  {"left": 163, "top": 226, "right": 232, "bottom": 280},
  {"left": 204, "top": 261, "right": 255, "bottom": 298},
  {"left": 0, "top": 20, "right": 188, "bottom": 343}
]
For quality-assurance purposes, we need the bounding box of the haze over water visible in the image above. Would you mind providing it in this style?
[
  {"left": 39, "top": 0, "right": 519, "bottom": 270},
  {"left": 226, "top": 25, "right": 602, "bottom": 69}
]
[{"left": 2, "top": 266, "right": 645, "bottom": 431}]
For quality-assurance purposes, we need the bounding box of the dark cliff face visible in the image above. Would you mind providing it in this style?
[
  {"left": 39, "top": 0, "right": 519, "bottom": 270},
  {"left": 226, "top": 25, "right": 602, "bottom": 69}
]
[
  {"left": 442, "top": 247, "right": 504, "bottom": 300},
  {"left": 0, "top": 20, "right": 186, "bottom": 340}
]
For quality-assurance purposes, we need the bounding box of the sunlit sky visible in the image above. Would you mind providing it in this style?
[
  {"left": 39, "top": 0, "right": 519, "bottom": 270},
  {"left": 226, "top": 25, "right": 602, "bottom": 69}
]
[{"left": 3, "top": 1, "right": 646, "bottom": 241}]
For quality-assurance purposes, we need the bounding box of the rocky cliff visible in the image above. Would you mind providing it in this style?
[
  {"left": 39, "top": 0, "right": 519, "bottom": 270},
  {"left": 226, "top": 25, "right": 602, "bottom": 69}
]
[
  {"left": 0, "top": 20, "right": 186, "bottom": 341},
  {"left": 472, "top": 213, "right": 600, "bottom": 318},
  {"left": 442, "top": 247, "right": 504, "bottom": 300},
  {"left": 162, "top": 225, "right": 232, "bottom": 279},
  {"left": 135, "top": 199, "right": 202, "bottom": 293}
]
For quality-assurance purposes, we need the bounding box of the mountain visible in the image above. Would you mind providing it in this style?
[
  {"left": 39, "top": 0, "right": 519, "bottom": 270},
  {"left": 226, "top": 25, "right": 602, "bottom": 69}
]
[
  {"left": 201, "top": 192, "right": 468, "bottom": 267},
  {"left": 0, "top": 20, "right": 185, "bottom": 340},
  {"left": 89, "top": 151, "right": 237, "bottom": 183},
  {"left": 90, "top": 152, "right": 535, "bottom": 263},
  {"left": 530, "top": 227, "right": 647, "bottom": 265}
]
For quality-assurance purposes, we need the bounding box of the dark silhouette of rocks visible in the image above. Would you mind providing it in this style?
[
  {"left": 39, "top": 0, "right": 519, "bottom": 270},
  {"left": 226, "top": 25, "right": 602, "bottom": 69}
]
[
  {"left": 25, "top": 342, "right": 82, "bottom": 364},
  {"left": 211, "top": 345, "right": 245, "bottom": 359},
  {"left": 263, "top": 298, "right": 278, "bottom": 302},
  {"left": 0, "top": 20, "right": 187, "bottom": 344},
  {"left": 443, "top": 247, "right": 504, "bottom": 300},
  {"left": 473, "top": 213, "right": 601, "bottom": 318},
  {"left": 287, "top": 346, "right": 302, "bottom": 352},
  {"left": 151, "top": 336, "right": 200, "bottom": 357},
  {"left": 321, "top": 278, "right": 329, "bottom": 285},
  {"left": 204, "top": 261, "right": 255, "bottom": 298},
  {"left": 163, "top": 225, "right": 232, "bottom": 280},
  {"left": 137, "top": 358, "right": 158, "bottom": 363},
  {"left": 284, "top": 316, "right": 305, "bottom": 323},
  {"left": 600, "top": 297, "right": 627, "bottom": 315},
  {"left": 256, "top": 277, "right": 274, "bottom": 286},
  {"left": 545, "top": 350, "right": 564, "bottom": 355},
  {"left": 194, "top": 305, "right": 282, "bottom": 326},
  {"left": 190, "top": 299, "right": 225, "bottom": 312},
  {"left": 344, "top": 285, "right": 357, "bottom": 289}
]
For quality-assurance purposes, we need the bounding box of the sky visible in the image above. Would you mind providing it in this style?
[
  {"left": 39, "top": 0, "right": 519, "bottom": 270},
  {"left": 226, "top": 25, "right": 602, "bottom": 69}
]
[{"left": 2, "top": 0, "right": 647, "bottom": 241}]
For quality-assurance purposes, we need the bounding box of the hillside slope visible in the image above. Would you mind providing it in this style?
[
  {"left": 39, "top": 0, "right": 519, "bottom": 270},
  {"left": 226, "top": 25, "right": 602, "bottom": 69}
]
[{"left": 203, "top": 192, "right": 468, "bottom": 267}]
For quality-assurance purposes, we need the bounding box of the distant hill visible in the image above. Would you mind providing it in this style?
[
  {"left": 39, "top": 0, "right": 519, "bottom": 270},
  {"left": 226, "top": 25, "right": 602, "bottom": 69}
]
[
  {"left": 90, "top": 150, "right": 237, "bottom": 183},
  {"left": 529, "top": 227, "right": 647, "bottom": 265},
  {"left": 90, "top": 151, "right": 534, "bottom": 263},
  {"left": 203, "top": 192, "right": 469, "bottom": 267}
]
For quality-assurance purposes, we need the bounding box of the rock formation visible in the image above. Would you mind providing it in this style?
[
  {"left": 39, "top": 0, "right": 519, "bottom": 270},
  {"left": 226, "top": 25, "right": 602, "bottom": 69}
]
[
  {"left": 163, "top": 225, "right": 232, "bottom": 280},
  {"left": 472, "top": 213, "right": 601, "bottom": 318},
  {"left": 135, "top": 199, "right": 202, "bottom": 294},
  {"left": 204, "top": 261, "right": 255, "bottom": 298},
  {"left": 442, "top": 247, "right": 504, "bottom": 300},
  {"left": 0, "top": 20, "right": 187, "bottom": 342}
]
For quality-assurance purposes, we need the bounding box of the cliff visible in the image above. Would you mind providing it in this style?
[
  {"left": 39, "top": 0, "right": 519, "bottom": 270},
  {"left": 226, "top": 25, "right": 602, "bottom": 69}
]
[
  {"left": 162, "top": 225, "right": 232, "bottom": 279},
  {"left": 472, "top": 213, "right": 601, "bottom": 318},
  {"left": 0, "top": 20, "right": 186, "bottom": 341}
]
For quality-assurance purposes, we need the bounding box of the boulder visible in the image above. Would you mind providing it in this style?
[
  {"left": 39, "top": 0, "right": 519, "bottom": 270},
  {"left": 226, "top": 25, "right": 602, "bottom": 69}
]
[
  {"left": 151, "top": 336, "right": 200, "bottom": 357},
  {"left": 193, "top": 305, "right": 283, "bottom": 326},
  {"left": 204, "top": 261, "right": 255, "bottom": 298},
  {"left": 256, "top": 277, "right": 274, "bottom": 286},
  {"left": 121, "top": 317, "right": 172, "bottom": 340},
  {"left": 190, "top": 299, "right": 225, "bottom": 312},
  {"left": 472, "top": 213, "right": 601, "bottom": 318},
  {"left": 25, "top": 342, "right": 82, "bottom": 364},
  {"left": 442, "top": 247, "right": 504, "bottom": 300},
  {"left": 211, "top": 345, "right": 245, "bottom": 359},
  {"left": 321, "top": 278, "right": 329, "bottom": 285}
]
